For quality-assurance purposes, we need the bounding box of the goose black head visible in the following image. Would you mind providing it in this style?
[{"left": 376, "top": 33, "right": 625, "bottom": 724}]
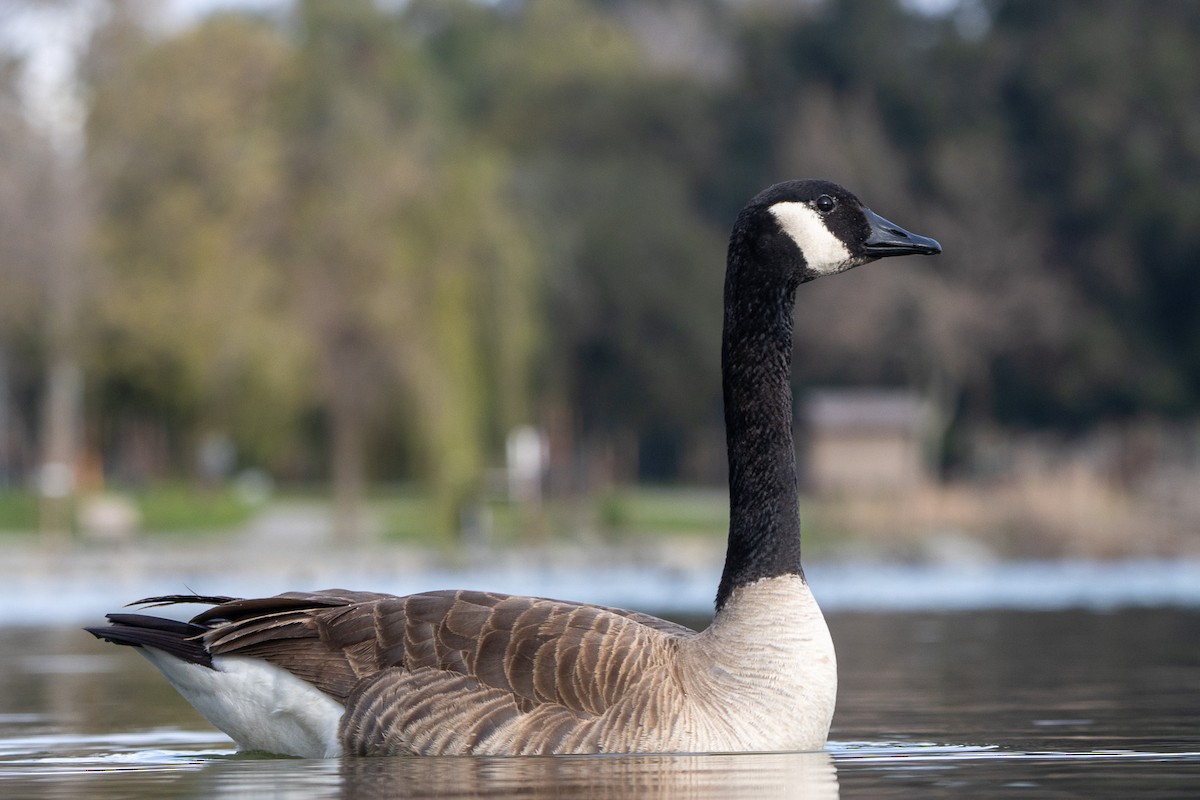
[{"left": 737, "top": 179, "right": 941, "bottom": 284}]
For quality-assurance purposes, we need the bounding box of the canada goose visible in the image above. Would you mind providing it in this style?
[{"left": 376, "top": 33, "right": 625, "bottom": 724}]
[{"left": 88, "top": 180, "right": 940, "bottom": 757}]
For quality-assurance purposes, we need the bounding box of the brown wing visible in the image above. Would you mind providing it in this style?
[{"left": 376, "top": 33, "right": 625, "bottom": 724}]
[
  {"left": 340, "top": 667, "right": 597, "bottom": 755},
  {"left": 186, "top": 589, "right": 694, "bottom": 719}
]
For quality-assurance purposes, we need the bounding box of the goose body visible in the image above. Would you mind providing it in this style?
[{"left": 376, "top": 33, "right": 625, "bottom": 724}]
[{"left": 88, "top": 180, "right": 940, "bottom": 757}]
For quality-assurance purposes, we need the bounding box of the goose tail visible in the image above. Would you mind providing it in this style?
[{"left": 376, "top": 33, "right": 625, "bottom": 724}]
[
  {"left": 86, "top": 613, "right": 214, "bottom": 668},
  {"left": 87, "top": 607, "right": 345, "bottom": 758}
]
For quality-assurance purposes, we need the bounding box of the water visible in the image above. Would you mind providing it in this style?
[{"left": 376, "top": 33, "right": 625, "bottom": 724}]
[{"left": 1, "top": 606, "right": 1197, "bottom": 798}]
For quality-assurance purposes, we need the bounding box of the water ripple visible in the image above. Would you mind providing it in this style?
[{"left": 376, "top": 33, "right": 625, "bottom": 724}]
[{"left": 831, "top": 739, "right": 1200, "bottom": 764}]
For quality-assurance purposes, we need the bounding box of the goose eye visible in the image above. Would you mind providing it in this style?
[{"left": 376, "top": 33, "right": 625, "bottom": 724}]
[{"left": 815, "top": 195, "right": 836, "bottom": 214}]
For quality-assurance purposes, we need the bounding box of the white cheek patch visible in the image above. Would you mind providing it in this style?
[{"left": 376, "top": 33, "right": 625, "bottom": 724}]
[{"left": 769, "top": 201, "right": 853, "bottom": 274}]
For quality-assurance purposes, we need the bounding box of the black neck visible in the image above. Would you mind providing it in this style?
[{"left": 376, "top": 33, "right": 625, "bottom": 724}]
[{"left": 715, "top": 242, "right": 804, "bottom": 611}]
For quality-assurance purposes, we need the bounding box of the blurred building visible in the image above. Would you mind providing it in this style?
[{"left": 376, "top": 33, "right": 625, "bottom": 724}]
[{"left": 803, "top": 389, "right": 931, "bottom": 495}]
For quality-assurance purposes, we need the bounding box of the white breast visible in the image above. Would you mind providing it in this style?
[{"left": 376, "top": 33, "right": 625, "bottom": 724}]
[{"left": 676, "top": 574, "right": 838, "bottom": 751}]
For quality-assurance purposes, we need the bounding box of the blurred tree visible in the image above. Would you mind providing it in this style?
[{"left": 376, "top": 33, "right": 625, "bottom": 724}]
[
  {"left": 756, "top": 14, "right": 1079, "bottom": 459},
  {"left": 989, "top": 0, "right": 1200, "bottom": 422},
  {"left": 0, "top": 0, "right": 94, "bottom": 543},
  {"left": 411, "top": 0, "right": 728, "bottom": 483},
  {"left": 0, "top": 47, "right": 54, "bottom": 492},
  {"left": 0, "top": 50, "right": 43, "bottom": 486},
  {"left": 86, "top": 11, "right": 305, "bottom": 483},
  {"left": 56, "top": 0, "right": 1200, "bottom": 512},
  {"left": 280, "top": 0, "right": 537, "bottom": 541}
]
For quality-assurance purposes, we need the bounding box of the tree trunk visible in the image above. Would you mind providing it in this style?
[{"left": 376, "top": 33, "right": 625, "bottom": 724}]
[
  {"left": 37, "top": 157, "right": 86, "bottom": 549},
  {"left": 39, "top": 358, "right": 81, "bottom": 548}
]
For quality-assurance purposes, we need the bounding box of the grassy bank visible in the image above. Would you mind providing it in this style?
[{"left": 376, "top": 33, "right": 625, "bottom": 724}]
[
  {"left": 0, "top": 485, "right": 257, "bottom": 538},
  {"left": 1, "top": 478, "right": 1193, "bottom": 560}
]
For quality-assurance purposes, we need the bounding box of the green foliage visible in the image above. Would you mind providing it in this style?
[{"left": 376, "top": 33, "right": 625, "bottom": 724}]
[
  {"left": 0, "top": 492, "right": 40, "bottom": 532},
  {"left": 275, "top": 0, "right": 540, "bottom": 537},
  {"left": 597, "top": 488, "right": 729, "bottom": 538},
  {"left": 87, "top": 14, "right": 307, "bottom": 466},
  {"left": 378, "top": 491, "right": 440, "bottom": 544}
]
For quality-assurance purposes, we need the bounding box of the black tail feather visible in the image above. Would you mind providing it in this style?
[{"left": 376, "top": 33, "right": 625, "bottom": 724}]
[
  {"left": 133, "top": 594, "right": 241, "bottom": 609},
  {"left": 86, "top": 613, "right": 214, "bottom": 668}
]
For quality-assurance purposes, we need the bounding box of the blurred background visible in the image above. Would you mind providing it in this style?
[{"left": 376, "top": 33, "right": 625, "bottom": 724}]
[
  {"left": 5, "top": 5, "right": 1200, "bottom": 789},
  {"left": 0, "top": 0, "right": 1198, "bottom": 584}
]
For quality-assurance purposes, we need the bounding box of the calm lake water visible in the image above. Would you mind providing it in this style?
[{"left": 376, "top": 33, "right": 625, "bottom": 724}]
[{"left": 0, "top": 603, "right": 1197, "bottom": 798}]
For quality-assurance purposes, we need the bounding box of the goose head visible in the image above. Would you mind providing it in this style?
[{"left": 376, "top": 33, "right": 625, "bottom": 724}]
[{"left": 734, "top": 179, "right": 941, "bottom": 285}]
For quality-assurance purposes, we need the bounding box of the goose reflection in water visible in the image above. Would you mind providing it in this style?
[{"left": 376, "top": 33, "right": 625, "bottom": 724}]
[{"left": 334, "top": 750, "right": 840, "bottom": 800}]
